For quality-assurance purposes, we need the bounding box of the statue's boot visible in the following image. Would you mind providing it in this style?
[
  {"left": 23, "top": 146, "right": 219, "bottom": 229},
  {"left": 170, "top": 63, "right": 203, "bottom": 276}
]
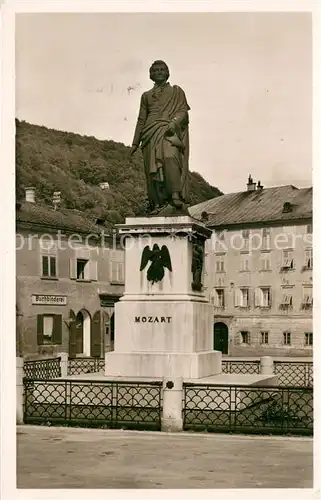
[{"left": 172, "top": 192, "right": 183, "bottom": 208}]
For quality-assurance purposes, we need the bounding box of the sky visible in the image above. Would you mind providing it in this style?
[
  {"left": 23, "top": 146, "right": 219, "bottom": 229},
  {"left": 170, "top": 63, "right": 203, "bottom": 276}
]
[{"left": 15, "top": 12, "right": 312, "bottom": 194}]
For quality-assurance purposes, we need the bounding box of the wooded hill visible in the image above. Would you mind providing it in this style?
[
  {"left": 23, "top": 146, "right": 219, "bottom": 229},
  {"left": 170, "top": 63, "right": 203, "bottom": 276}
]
[{"left": 16, "top": 120, "right": 223, "bottom": 223}]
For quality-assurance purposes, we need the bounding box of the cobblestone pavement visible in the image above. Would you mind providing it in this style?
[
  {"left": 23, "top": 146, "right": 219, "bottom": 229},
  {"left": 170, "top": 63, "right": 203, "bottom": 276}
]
[{"left": 17, "top": 425, "right": 313, "bottom": 489}]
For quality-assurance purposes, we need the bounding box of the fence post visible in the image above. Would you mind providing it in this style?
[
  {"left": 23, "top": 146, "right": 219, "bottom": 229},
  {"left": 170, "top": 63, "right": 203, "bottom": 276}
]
[
  {"left": 58, "top": 352, "right": 68, "bottom": 378},
  {"left": 161, "top": 377, "right": 183, "bottom": 432},
  {"left": 260, "top": 356, "right": 274, "bottom": 375},
  {"left": 16, "top": 357, "right": 24, "bottom": 424}
]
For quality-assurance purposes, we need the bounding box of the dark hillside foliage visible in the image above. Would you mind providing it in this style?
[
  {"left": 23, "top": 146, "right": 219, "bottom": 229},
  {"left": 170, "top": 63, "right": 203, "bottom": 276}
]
[{"left": 16, "top": 120, "right": 223, "bottom": 222}]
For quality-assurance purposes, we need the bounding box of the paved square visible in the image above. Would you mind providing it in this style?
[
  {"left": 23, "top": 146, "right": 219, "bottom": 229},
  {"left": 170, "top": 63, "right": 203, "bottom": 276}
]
[{"left": 17, "top": 425, "right": 313, "bottom": 489}]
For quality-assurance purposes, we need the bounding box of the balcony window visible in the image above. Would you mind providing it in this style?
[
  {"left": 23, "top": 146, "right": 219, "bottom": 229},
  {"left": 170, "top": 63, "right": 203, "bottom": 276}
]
[
  {"left": 282, "top": 250, "right": 294, "bottom": 269},
  {"left": 280, "top": 295, "right": 293, "bottom": 309}
]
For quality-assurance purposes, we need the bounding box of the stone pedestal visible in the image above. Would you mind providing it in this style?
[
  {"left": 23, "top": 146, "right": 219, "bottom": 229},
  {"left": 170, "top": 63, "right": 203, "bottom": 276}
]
[{"left": 105, "top": 216, "right": 221, "bottom": 379}]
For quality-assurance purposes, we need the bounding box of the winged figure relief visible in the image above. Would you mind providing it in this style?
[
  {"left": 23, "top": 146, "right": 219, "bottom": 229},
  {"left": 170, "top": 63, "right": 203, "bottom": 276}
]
[{"left": 140, "top": 244, "right": 172, "bottom": 284}]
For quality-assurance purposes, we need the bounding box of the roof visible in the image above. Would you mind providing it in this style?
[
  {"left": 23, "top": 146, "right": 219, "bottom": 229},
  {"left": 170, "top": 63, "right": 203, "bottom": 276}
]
[
  {"left": 189, "top": 185, "right": 312, "bottom": 227},
  {"left": 16, "top": 202, "right": 114, "bottom": 235}
]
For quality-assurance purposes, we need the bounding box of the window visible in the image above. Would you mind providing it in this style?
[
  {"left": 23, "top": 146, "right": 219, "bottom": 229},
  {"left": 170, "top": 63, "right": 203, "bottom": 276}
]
[
  {"left": 214, "top": 289, "right": 225, "bottom": 308},
  {"left": 240, "top": 331, "right": 250, "bottom": 344},
  {"left": 262, "top": 287, "right": 271, "bottom": 307},
  {"left": 240, "top": 288, "right": 249, "bottom": 307},
  {"left": 306, "top": 224, "right": 312, "bottom": 234},
  {"left": 242, "top": 229, "right": 250, "bottom": 239},
  {"left": 215, "top": 255, "right": 225, "bottom": 273},
  {"left": 259, "top": 254, "right": 271, "bottom": 271},
  {"left": 41, "top": 255, "right": 57, "bottom": 278},
  {"left": 303, "top": 249, "right": 312, "bottom": 269},
  {"left": 283, "top": 331, "right": 291, "bottom": 345},
  {"left": 255, "top": 287, "right": 271, "bottom": 307},
  {"left": 280, "top": 295, "right": 293, "bottom": 308},
  {"left": 37, "top": 314, "right": 62, "bottom": 345},
  {"left": 240, "top": 253, "right": 250, "bottom": 272},
  {"left": 70, "top": 253, "right": 97, "bottom": 281},
  {"left": 261, "top": 331, "right": 269, "bottom": 344},
  {"left": 43, "top": 316, "right": 54, "bottom": 344},
  {"left": 234, "top": 288, "right": 250, "bottom": 307},
  {"left": 77, "top": 259, "right": 88, "bottom": 280},
  {"left": 282, "top": 250, "right": 294, "bottom": 269},
  {"left": 305, "top": 332, "right": 313, "bottom": 346}
]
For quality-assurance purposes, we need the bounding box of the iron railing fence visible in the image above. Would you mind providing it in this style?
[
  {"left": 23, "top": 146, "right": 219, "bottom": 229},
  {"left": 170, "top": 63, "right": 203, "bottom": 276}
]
[
  {"left": 222, "top": 360, "right": 260, "bottom": 375},
  {"left": 23, "top": 378, "right": 162, "bottom": 430},
  {"left": 183, "top": 383, "right": 313, "bottom": 436},
  {"left": 23, "top": 357, "right": 61, "bottom": 379},
  {"left": 221, "top": 360, "right": 313, "bottom": 387},
  {"left": 274, "top": 362, "right": 313, "bottom": 388},
  {"left": 67, "top": 358, "right": 105, "bottom": 376}
]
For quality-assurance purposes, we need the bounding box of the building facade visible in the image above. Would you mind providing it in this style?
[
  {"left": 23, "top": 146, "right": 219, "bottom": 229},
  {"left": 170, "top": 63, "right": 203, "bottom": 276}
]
[
  {"left": 190, "top": 179, "right": 313, "bottom": 357},
  {"left": 16, "top": 189, "right": 125, "bottom": 358}
]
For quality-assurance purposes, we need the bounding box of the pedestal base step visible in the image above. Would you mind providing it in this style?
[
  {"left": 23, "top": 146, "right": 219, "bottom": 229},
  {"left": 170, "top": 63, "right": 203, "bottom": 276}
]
[{"left": 105, "top": 350, "right": 222, "bottom": 379}]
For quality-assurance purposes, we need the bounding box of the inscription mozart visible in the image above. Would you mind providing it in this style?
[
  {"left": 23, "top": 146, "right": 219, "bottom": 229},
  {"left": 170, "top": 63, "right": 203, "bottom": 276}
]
[{"left": 135, "top": 316, "right": 172, "bottom": 323}]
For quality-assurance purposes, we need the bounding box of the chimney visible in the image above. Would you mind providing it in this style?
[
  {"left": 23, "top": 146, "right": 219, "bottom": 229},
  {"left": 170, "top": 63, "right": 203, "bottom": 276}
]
[
  {"left": 247, "top": 174, "right": 256, "bottom": 192},
  {"left": 257, "top": 180, "right": 263, "bottom": 190},
  {"left": 25, "top": 187, "right": 35, "bottom": 203}
]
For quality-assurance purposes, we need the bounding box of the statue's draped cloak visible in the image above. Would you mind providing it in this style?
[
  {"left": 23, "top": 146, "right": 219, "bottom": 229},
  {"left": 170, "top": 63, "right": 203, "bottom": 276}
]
[{"left": 132, "top": 84, "right": 190, "bottom": 205}]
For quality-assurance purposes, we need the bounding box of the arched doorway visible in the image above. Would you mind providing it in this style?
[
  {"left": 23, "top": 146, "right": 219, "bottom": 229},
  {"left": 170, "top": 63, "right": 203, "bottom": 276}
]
[
  {"left": 214, "top": 322, "right": 229, "bottom": 354},
  {"left": 75, "top": 309, "right": 91, "bottom": 356}
]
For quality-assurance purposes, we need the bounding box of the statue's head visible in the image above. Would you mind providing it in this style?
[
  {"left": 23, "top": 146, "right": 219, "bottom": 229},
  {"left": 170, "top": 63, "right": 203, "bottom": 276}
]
[{"left": 149, "top": 60, "right": 170, "bottom": 84}]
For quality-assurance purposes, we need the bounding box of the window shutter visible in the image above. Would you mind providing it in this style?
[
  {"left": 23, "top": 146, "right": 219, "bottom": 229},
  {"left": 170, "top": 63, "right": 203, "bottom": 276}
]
[
  {"left": 110, "top": 250, "right": 116, "bottom": 282},
  {"left": 213, "top": 290, "right": 219, "bottom": 307},
  {"left": 37, "top": 315, "right": 44, "bottom": 345},
  {"left": 247, "top": 332, "right": 251, "bottom": 344},
  {"left": 110, "top": 262, "right": 116, "bottom": 282},
  {"left": 69, "top": 258, "right": 77, "bottom": 279},
  {"left": 90, "top": 260, "right": 98, "bottom": 281},
  {"left": 52, "top": 314, "right": 62, "bottom": 344},
  {"left": 234, "top": 289, "right": 240, "bottom": 307},
  {"left": 42, "top": 256, "right": 49, "bottom": 276},
  {"left": 119, "top": 262, "right": 125, "bottom": 283},
  {"left": 254, "top": 288, "right": 261, "bottom": 307},
  {"left": 68, "top": 310, "right": 77, "bottom": 358},
  {"left": 234, "top": 332, "right": 241, "bottom": 345},
  {"left": 91, "top": 311, "right": 101, "bottom": 357}
]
